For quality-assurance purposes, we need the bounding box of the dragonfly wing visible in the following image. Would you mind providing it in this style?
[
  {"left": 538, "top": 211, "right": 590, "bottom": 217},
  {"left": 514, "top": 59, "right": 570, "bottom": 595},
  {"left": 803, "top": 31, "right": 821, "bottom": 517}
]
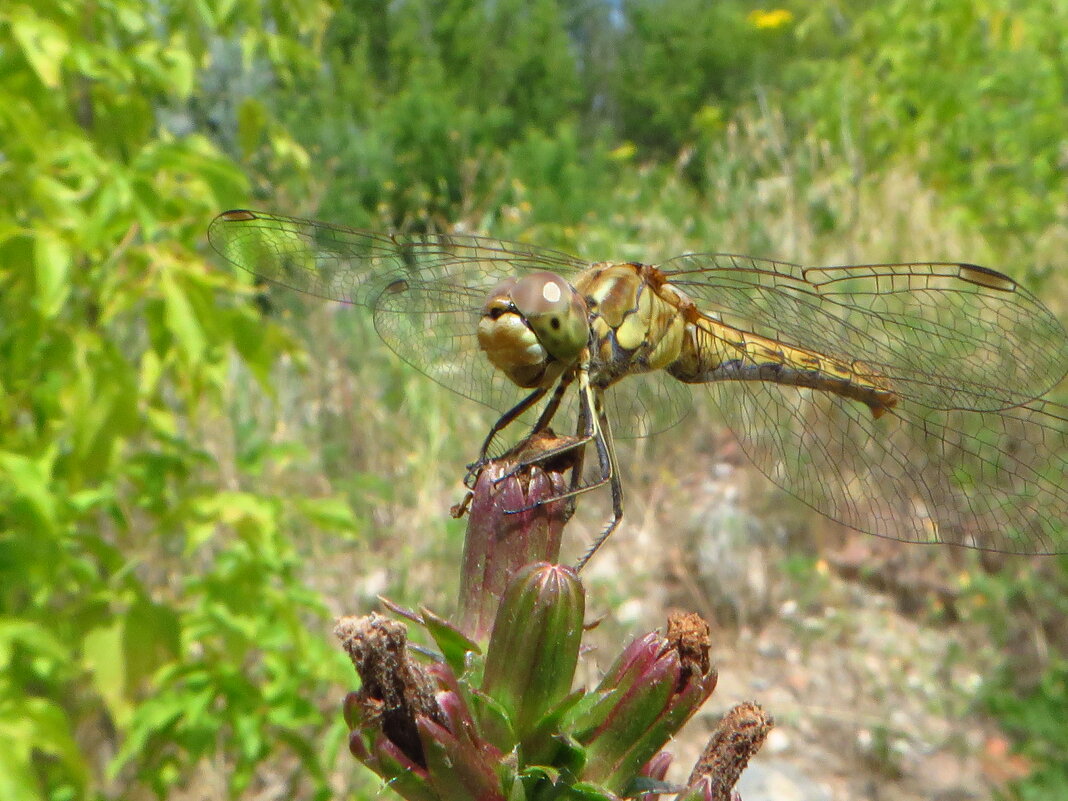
[
  {"left": 371, "top": 278, "right": 535, "bottom": 418},
  {"left": 534, "top": 369, "right": 694, "bottom": 441},
  {"left": 662, "top": 254, "right": 1068, "bottom": 411},
  {"left": 208, "top": 210, "right": 589, "bottom": 305},
  {"left": 603, "top": 371, "right": 693, "bottom": 438},
  {"left": 209, "top": 210, "right": 590, "bottom": 415},
  {"left": 704, "top": 378, "right": 1068, "bottom": 554}
]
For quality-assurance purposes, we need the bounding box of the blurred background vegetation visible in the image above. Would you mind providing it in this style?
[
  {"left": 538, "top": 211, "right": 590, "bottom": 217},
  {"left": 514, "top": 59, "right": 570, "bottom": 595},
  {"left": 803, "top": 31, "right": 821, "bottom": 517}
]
[{"left": 1, "top": 0, "right": 1066, "bottom": 799}]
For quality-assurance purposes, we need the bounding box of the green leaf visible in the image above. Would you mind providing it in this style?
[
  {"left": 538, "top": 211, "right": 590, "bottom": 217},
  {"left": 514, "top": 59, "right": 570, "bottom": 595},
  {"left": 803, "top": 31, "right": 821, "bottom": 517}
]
[
  {"left": 195, "top": 491, "right": 277, "bottom": 533},
  {"left": 420, "top": 607, "right": 479, "bottom": 676},
  {"left": 32, "top": 233, "right": 71, "bottom": 319},
  {"left": 627, "top": 776, "right": 683, "bottom": 796},
  {"left": 160, "top": 269, "right": 206, "bottom": 363},
  {"left": 518, "top": 764, "right": 559, "bottom": 784},
  {"left": 3, "top": 697, "right": 88, "bottom": 785},
  {"left": 237, "top": 98, "right": 268, "bottom": 155},
  {"left": 466, "top": 688, "right": 515, "bottom": 754},
  {"left": 9, "top": 6, "right": 70, "bottom": 88},
  {"left": 0, "top": 746, "right": 40, "bottom": 801},
  {"left": 162, "top": 38, "right": 196, "bottom": 98},
  {"left": 110, "top": 695, "right": 186, "bottom": 775},
  {"left": 562, "top": 781, "right": 617, "bottom": 800},
  {"left": 522, "top": 687, "right": 587, "bottom": 766},
  {"left": 0, "top": 620, "right": 69, "bottom": 669},
  {"left": 83, "top": 623, "right": 131, "bottom": 727},
  {"left": 293, "top": 496, "right": 360, "bottom": 533},
  {"left": 71, "top": 345, "right": 139, "bottom": 475},
  {"left": 506, "top": 771, "right": 528, "bottom": 801},
  {"left": 0, "top": 450, "right": 57, "bottom": 532},
  {"left": 122, "top": 598, "right": 182, "bottom": 693}
]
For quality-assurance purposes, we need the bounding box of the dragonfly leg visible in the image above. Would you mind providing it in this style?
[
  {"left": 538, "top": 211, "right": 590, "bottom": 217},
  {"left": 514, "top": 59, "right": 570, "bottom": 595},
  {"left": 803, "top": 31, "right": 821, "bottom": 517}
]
[
  {"left": 574, "top": 401, "right": 623, "bottom": 571},
  {"left": 464, "top": 386, "right": 549, "bottom": 487},
  {"left": 492, "top": 435, "right": 591, "bottom": 485},
  {"left": 502, "top": 366, "right": 601, "bottom": 496},
  {"left": 478, "top": 374, "right": 578, "bottom": 487},
  {"left": 503, "top": 372, "right": 624, "bottom": 571},
  {"left": 531, "top": 373, "right": 575, "bottom": 433}
]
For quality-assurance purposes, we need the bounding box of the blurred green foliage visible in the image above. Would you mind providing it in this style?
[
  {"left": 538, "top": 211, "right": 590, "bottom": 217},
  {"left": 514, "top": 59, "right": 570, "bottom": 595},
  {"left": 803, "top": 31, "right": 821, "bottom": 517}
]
[
  {"left": 0, "top": 1, "right": 359, "bottom": 799},
  {"left": 985, "top": 657, "right": 1068, "bottom": 800},
  {"left": 1, "top": 0, "right": 1065, "bottom": 799}
]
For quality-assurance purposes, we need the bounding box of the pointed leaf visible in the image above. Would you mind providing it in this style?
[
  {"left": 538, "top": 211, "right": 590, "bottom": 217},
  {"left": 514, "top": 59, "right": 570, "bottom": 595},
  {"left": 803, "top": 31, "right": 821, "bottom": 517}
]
[
  {"left": 421, "top": 607, "right": 479, "bottom": 675},
  {"left": 33, "top": 233, "right": 70, "bottom": 318}
]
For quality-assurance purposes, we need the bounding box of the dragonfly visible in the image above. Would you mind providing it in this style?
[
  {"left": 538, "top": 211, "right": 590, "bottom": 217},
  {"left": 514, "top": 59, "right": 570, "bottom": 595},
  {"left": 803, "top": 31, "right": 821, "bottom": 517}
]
[{"left": 209, "top": 209, "right": 1068, "bottom": 567}]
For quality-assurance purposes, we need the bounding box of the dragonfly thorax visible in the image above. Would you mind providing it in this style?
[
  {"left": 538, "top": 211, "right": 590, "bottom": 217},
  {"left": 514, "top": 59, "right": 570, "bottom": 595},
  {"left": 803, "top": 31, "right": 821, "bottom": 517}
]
[{"left": 477, "top": 272, "right": 590, "bottom": 389}]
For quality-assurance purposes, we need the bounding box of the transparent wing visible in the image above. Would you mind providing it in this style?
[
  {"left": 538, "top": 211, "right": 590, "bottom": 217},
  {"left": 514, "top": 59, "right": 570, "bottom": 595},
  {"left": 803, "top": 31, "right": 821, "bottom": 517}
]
[
  {"left": 211, "top": 212, "right": 1067, "bottom": 553},
  {"left": 209, "top": 209, "right": 589, "bottom": 416},
  {"left": 587, "top": 371, "right": 694, "bottom": 439},
  {"left": 370, "top": 278, "right": 535, "bottom": 420},
  {"left": 706, "top": 379, "right": 1068, "bottom": 554},
  {"left": 209, "top": 210, "right": 703, "bottom": 435},
  {"left": 208, "top": 210, "right": 589, "bottom": 305},
  {"left": 662, "top": 254, "right": 1068, "bottom": 411}
]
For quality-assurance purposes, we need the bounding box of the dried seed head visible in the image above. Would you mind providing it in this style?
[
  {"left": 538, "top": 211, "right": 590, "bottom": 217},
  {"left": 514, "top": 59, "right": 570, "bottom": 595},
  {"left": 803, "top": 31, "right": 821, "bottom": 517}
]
[
  {"left": 686, "top": 701, "right": 774, "bottom": 801},
  {"left": 335, "top": 614, "right": 443, "bottom": 766}
]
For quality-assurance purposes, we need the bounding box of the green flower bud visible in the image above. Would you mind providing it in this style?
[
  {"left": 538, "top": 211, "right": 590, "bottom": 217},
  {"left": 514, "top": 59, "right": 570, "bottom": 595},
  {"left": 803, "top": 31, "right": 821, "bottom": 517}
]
[{"left": 482, "top": 563, "right": 586, "bottom": 744}]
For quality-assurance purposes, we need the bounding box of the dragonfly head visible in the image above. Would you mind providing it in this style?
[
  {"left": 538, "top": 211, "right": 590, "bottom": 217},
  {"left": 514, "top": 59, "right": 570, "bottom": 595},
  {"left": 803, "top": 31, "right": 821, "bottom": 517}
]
[{"left": 478, "top": 272, "right": 589, "bottom": 388}]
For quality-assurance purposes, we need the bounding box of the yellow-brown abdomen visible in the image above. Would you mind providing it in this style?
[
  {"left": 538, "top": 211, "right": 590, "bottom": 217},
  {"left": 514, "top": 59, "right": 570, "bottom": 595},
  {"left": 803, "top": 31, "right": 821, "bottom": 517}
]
[{"left": 668, "top": 316, "right": 898, "bottom": 417}]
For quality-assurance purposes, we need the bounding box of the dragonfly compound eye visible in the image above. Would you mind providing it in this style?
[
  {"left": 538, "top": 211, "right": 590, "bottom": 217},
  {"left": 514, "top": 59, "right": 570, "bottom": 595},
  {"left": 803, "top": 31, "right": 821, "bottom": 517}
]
[
  {"left": 478, "top": 277, "right": 552, "bottom": 388},
  {"left": 510, "top": 272, "right": 590, "bottom": 362}
]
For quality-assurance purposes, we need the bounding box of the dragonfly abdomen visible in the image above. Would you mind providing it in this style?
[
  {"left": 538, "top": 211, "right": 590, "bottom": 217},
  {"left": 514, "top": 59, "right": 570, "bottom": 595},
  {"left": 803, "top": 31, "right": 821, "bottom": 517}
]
[{"left": 668, "top": 319, "right": 899, "bottom": 419}]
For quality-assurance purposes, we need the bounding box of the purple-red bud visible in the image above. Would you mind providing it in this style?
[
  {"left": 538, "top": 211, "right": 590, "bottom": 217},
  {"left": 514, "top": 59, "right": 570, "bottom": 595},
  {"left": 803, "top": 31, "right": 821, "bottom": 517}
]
[
  {"left": 573, "top": 613, "right": 717, "bottom": 794},
  {"left": 456, "top": 432, "right": 575, "bottom": 639}
]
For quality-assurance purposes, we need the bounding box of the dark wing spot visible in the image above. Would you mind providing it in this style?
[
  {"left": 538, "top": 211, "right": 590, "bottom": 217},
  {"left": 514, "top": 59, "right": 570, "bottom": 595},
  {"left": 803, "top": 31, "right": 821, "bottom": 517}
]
[
  {"left": 219, "top": 209, "right": 258, "bottom": 222},
  {"left": 550, "top": 317, "right": 561, "bottom": 330},
  {"left": 958, "top": 263, "right": 1016, "bottom": 292}
]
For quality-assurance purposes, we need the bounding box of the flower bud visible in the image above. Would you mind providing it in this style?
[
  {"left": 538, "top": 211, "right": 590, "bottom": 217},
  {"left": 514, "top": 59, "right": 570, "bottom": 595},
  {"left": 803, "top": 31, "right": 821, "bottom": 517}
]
[
  {"left": 635, "top": 750, "right": 675, "bottom": 801},
  {"left": 481, "top": 562, "right": 585, "bottom": 743},
  {"left": 573, "top": 613, "right": 717, "bottom": 795},
  {"left": 456, "top": 431, "right": 575, "bottom": 639}
]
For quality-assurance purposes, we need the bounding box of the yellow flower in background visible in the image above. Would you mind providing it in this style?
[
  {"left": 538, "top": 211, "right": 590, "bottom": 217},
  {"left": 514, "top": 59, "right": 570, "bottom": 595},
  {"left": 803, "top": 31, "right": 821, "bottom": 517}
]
[
  {"left": 748, "top": 8, "right": 793, "bottom": 30},
  {"left": 692, "top": 104, "right": 724, "bottom": 135},
  {"left": 610, "top": 142, "right": 637, "bottom": 161}
]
